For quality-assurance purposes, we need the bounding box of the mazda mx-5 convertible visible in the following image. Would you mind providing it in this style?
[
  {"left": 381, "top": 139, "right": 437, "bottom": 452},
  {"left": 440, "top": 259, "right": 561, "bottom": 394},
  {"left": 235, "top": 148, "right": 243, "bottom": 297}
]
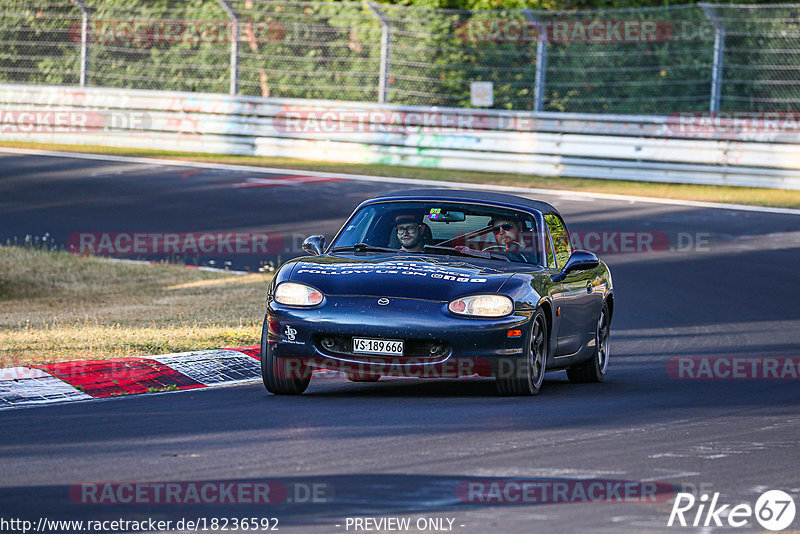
[{"left": 261, "top": 189, "right": 614, "bottom": 396}]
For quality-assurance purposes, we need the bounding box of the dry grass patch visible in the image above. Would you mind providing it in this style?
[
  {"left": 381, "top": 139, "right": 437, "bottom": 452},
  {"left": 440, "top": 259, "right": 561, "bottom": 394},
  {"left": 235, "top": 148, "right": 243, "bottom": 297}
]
[{"left": 0, "top": 245, "right": 271, "bottom": 365}]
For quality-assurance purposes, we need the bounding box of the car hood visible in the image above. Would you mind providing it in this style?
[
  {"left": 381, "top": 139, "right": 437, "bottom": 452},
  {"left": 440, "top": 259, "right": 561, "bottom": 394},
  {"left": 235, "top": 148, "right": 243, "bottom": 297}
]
[{"left": 287, "top": 254, "right": 520, "bottom": 301}]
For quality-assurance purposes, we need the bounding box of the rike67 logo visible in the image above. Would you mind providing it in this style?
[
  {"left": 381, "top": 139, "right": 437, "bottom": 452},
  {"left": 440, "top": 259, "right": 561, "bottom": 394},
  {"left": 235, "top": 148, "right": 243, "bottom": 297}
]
[{"left": 668, "top": 490, "right": 796, "bottom": 531}]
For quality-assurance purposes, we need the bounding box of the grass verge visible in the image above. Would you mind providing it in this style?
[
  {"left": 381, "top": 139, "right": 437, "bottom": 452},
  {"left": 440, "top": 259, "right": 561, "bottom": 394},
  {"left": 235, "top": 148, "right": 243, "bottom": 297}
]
[
  {"left": 1, "top": 141, "right": 799, "bottom": 209},
  {"left": 0, "top": 245, "right": 270, "bottom": 366}
]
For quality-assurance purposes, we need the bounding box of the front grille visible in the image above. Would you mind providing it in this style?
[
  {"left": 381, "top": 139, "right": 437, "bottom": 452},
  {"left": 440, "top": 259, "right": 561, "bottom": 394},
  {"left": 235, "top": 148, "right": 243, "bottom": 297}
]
[{"left": 312, "top": 334, "right": 450, "bottom": 363}]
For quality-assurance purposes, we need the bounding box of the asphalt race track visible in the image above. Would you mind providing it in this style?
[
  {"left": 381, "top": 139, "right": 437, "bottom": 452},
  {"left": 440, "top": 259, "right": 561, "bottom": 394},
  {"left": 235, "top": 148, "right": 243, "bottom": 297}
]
[{"left": 1, "top": 151, "right": 800, "bottom": 533}]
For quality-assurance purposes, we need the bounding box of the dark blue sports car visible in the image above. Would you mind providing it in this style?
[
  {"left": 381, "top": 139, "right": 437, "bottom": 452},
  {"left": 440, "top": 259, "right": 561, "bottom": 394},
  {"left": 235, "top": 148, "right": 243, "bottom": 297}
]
[{"left": 261, "top": 189, "right": 614, "bottom": 396}]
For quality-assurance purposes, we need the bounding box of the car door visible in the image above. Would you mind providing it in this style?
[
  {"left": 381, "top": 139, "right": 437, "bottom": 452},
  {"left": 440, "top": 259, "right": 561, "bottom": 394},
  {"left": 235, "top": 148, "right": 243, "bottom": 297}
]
[{"left": 545, "top": 213, "right": 595, "bottom": 356}]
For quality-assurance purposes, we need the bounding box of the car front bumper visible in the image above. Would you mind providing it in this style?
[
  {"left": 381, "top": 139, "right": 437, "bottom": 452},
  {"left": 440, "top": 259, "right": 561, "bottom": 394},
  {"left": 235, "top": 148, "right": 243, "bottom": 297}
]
[{"left": 266, "top": 296, "right": 532, "bottom": 378}]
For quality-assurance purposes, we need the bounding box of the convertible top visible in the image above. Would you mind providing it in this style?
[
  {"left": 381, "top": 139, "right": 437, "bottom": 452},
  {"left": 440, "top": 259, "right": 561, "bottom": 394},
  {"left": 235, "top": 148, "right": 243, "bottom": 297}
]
[{"left": 373, "top": 189, "right": 559, "bottom": 215}]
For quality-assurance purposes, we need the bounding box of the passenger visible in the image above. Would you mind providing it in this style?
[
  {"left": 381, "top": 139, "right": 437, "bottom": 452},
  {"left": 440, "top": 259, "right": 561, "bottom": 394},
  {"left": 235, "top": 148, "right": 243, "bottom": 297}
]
[{"left": 488, "top": 216, "right": 527, "bottom": 252}]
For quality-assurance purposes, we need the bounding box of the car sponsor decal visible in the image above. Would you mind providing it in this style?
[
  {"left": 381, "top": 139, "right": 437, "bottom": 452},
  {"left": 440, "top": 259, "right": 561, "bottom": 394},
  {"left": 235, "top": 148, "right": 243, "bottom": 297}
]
[
  {"left": 282, "top": 325, "right": 304, "bottom": 345},
  {"left": 295, "top": 262, "right": 488, "bottom": 283},
  {"left": 285, "top": 325, "right": 297, "bottom": 341}
]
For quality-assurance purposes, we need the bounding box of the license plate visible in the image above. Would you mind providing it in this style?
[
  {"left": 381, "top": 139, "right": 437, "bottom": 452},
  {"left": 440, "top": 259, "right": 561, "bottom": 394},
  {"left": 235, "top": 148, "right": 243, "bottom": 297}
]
[{"left": 352, "top": 337, "right": 404, "bottom": 356}]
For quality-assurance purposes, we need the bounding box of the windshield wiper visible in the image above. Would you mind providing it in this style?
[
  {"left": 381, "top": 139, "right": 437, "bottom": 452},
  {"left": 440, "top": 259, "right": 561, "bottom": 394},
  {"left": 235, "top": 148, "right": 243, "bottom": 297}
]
[
  {"left": 423, "top": 245, "right": 509, "bottom": 262},
  {"left": 330, "top": 243, "right": 399, "bottom": 253}
]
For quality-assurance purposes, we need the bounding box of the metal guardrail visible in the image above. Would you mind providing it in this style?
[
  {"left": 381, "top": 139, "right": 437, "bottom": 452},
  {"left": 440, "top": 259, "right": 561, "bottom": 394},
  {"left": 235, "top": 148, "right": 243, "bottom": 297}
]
[{"left": 1, "top": 84, "right": 799, "bottom": 190}]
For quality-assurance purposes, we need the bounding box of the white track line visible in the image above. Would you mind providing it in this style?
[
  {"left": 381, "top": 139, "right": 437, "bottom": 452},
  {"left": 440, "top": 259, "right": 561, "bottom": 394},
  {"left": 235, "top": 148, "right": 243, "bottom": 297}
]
[{"left": 2, "top": 146, "right": 799, "bottom": 216}]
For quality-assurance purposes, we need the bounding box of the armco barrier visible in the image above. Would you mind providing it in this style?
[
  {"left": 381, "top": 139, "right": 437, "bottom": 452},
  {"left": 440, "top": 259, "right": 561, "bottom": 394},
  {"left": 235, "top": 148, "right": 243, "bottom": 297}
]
[{"left": 1, "top": 84, "right": 799, "bottom": 190}]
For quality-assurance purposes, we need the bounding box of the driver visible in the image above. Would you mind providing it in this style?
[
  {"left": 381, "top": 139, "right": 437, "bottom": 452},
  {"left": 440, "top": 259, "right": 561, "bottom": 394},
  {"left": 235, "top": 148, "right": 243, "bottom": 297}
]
[
  {"left": 488, "top": 216, "right": 527, "bottom": 252},
  {"left": 393, "top": 214, "right": 425, "bottom": 252}
]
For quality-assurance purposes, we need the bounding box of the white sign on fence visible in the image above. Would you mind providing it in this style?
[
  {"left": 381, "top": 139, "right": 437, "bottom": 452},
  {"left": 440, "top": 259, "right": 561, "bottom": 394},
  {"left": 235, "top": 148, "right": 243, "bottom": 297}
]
[{"left": 470, "top": 82, "right": 494, "bottom": 107}]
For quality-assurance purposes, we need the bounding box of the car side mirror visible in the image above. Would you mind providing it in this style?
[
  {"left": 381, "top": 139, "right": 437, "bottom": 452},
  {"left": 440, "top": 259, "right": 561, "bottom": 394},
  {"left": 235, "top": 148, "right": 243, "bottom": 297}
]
[
  {"left": 551, "top": 250, "right": 599, "bottom": 282},
  {"left": 302, "top": 235, "right": 325, "bottom": 256}
]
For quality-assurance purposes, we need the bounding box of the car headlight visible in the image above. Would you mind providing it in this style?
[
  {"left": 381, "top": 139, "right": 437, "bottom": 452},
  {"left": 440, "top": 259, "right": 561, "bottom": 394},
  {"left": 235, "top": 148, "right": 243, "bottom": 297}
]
[
  {"left": 448, "top": 295, "right": 513, "bottom": 317},
  {"left": 274, "top": 282, "right": 324, "bottom": 307}
]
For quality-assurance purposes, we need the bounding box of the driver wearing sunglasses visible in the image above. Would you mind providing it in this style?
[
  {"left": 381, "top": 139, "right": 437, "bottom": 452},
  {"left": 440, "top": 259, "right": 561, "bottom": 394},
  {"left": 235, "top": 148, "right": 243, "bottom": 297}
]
[
  {"left": 393, "top": 214, "right": 425, "bottom": 252},
  {"left": 488, "top": 216, "right": 526, "bottom": 252}
]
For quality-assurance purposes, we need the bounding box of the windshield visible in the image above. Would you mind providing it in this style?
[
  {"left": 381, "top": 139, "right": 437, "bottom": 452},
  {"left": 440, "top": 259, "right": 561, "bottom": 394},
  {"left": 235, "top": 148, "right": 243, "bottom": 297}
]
[{"left": 330, "top": 200, "right": 540, "bottom": 264}]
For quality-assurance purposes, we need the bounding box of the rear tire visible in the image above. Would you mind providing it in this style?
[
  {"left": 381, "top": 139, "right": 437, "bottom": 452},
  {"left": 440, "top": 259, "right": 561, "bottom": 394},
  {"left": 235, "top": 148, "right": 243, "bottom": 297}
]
[
  {"left": 567, "top": 301, "right": 610, "bottom": 383},
  {"left": 344, "top": 372, "right": 381, "bottom": 382},
  {"left": 261, "top": 319, "right": 311, "bottom": 395},
  {"left": 496, "top": 310, "right": 547, "bottom": 396}
]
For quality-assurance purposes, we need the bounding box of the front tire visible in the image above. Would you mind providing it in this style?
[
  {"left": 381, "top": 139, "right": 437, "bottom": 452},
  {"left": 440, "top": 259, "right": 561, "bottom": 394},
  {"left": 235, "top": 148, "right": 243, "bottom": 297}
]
[
  {"left": 567, "top": 301, "right": 610, "bottom": 383},
  {"left": 496, "top": 310, "right": 547, "bottom": 396},
  {"left": 261, "top": 319, "right": 311, "bottom": 395}
]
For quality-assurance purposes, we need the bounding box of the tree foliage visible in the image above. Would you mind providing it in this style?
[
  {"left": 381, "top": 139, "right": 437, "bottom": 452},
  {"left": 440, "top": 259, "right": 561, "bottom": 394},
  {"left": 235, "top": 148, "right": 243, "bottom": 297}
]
[{"left": 1, "top": 0, "right": 797, "bottom": 113}]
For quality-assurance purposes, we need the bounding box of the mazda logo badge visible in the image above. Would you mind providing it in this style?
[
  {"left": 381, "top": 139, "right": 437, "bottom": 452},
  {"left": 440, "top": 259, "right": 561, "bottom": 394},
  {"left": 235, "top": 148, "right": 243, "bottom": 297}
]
[{"left": 378, "top": 298, "right": 390, "bottom": 306}]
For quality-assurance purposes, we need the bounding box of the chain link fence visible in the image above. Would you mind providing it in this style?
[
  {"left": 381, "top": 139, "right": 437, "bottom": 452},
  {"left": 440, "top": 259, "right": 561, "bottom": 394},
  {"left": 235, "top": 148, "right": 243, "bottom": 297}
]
[{"left": 1, "top": 0, "right": 799, "bottom": 113}]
